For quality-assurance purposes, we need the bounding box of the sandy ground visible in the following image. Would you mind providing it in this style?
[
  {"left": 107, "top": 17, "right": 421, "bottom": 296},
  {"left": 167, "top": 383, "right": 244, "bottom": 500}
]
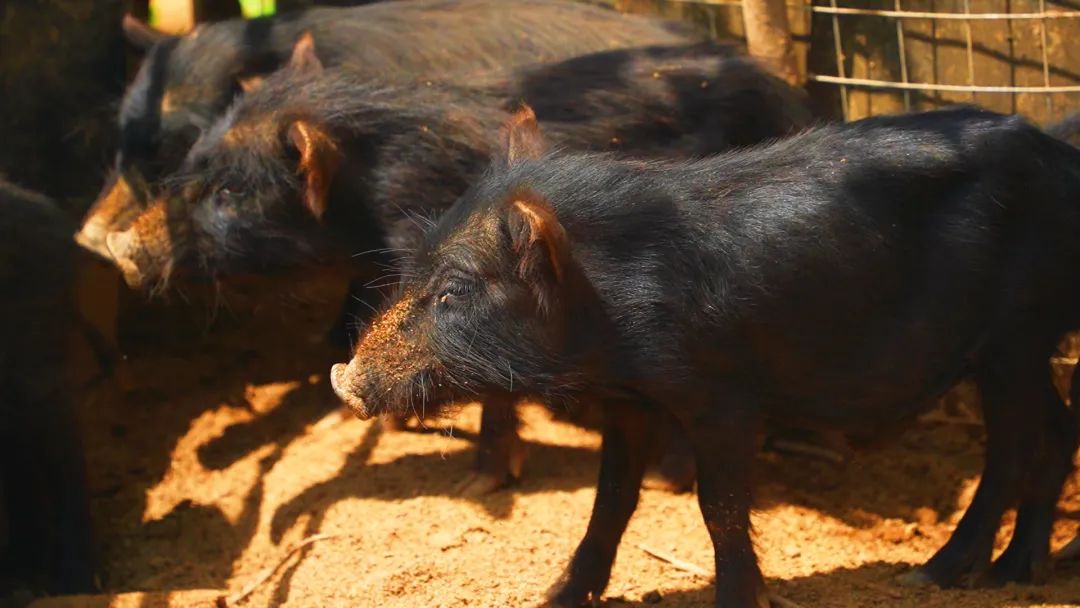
[{"left": 30, "top": 275, "right": 1080, "bottom": 608}]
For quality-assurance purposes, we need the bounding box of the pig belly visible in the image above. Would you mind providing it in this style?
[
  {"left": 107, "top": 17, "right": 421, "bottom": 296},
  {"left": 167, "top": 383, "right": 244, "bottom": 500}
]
[{"left": 747, "top": 307, "right": 988, "bottom": 433}]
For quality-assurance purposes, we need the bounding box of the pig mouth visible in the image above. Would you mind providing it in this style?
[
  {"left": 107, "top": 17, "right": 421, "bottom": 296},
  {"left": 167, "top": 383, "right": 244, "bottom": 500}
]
[{"left": 330, "top": 362, "right": 374, "bottom": 420}]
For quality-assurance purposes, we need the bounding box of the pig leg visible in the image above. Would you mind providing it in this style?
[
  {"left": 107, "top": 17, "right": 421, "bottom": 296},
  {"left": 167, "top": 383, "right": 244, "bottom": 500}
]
[
  {"left": 40, "top": 412, "right": 96, "bottom": 594},
  {"left": 988, "top": 376, "right": 1076, "bottom": 584},
  {"left": 906, "top": 351, "right": 1044, "bottom": 587},
  {"left": 7, "top": 382, "right": 95, "bottom": 594},
  {"left": 1053, "top": 364, "right": 1080, "bottom": 562},
  {"left": 680, "top": 390, "right": 768, "bottom": 608},
  {"left": 456, "top": 394, "right": 524, "bottom": 496},
  {"left": 546, "top": 399, "right": 657, "bottom": 607}
]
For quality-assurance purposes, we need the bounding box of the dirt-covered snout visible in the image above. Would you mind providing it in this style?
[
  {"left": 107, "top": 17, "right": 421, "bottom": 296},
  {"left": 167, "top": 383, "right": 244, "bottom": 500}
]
[
  {"left": 102, "top": 195, "right": 187, "bottom": 292},
  {"left": 330, "top": 359, "right": 374, "bottom": 419},
  {"left": 330, "top": 290, "right": 445, "bottom": 420},
  {"left": 76, "top": 172, "right": 148, "bottom": 261},
  {"left": 95, "top": 33, "right": 344, "bottom": 293}
]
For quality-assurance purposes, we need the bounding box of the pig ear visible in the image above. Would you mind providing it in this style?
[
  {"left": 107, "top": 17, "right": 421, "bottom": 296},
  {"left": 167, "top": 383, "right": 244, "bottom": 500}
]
[
  {"left": 286, "top": 120, "right": 341, "bottom": 220},
  {"left": 499, "top": 105, "right": 547, "bottom": 167},
  {"left": 507, "top": 196, "right": 569, "bottom": 308},
  {"left": 237, "top": 75, "right": 265, "bottom": 93},
  {"left": 287, "top": 32, "right": 324, "bottom": 76},
  {"left": 122, "top": 13, "right": 170, "bottom": 51}
]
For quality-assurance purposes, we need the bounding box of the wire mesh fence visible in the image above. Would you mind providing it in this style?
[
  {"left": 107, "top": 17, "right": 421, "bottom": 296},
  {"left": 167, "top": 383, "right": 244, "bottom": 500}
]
[{"left": 600, "top": 0, "right": 1080, "bottom": 123}]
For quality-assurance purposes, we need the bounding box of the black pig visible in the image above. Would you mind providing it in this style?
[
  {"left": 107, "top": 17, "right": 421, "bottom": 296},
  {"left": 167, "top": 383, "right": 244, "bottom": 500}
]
[
  {"left": 331, "top": 106, "right": 1080, "bottom": 606},
  {"left": 103, "top": 38, "right": 808, "bottom": 326},
  {"left": 76, "top": 0, "right": 697, "bottom": 259},
  {"left": 0, "top": 179, "right": 96, "bottom": 598},
  {"left": 102, "top": 38, "right": 808, "bottom": 493}
]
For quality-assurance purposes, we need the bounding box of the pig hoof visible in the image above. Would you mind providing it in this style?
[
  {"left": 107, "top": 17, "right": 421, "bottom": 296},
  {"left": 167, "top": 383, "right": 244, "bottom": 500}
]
[
  {"left": 454, "top": 472, "right": 511, "bottom": 497},
  {"left": 989, "top": 550, "right": 1051, "bottom": 585},
  {"left": 544, "top": 577, "right": 595, "bottom": 607},
  {"left": 900, "top": 555, "right": 988, "bottom": 589},
  {"left": 895, "top": 568, "right": 937, "bottom": 588}
]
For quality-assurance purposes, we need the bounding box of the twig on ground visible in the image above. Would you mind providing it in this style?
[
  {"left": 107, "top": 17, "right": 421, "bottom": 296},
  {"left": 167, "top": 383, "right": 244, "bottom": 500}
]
[
  {"left": 636, "top": 544, "right": 808, "bottom": 608},
  {"left": 218, "top": 533, "right": 350, "bottom": 607},
  {"left": 637, "top": 543, "right": 712, "bottom": 578}
]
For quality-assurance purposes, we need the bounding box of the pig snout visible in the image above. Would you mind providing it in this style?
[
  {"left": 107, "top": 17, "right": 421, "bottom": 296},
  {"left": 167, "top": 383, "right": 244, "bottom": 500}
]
[
  {"left": 76, "top": 218, "right": 118, "bottom": 260},
  {"left": 105, "top": 229, "right": 148, "bottom": 289},
  {"left": 102, "top": 202, "right": 177, "bottom": 291},
  {"left": 331, "top": 361, "right": 374, "bottom": 420},
  {"left": 77, "top": 176, "right": 143, "bottom": 259},
  {"left": 105, "top": 228, "right": 156, "bottom": 290}
]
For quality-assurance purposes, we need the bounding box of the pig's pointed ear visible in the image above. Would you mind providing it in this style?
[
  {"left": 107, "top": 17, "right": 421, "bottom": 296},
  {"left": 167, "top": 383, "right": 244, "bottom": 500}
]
[
  {"left": 498, "top": 105, "right": 547, "bottom": 168},
  {"left": 122, "top": 13, "right": 169, "bottom": 51},
  {"left": 507, "top": 196, "right": 569, "bottom": 312},
  {"left": 288, "top": 32, "right": 324, "bottom": 76},
  {"left": 237, "top": 75, "right": 265, "bottom": 93},
  {"left": 286, "top": 120, "right": 341, "bottom": 220}
]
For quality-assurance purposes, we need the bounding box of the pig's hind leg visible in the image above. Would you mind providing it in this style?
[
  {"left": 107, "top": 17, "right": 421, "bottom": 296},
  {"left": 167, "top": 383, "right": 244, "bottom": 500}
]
[
  {"left": 905, "top": 340, "right": 1060, "bottom": 588},
  {"left": 1050, "top": 363, "right": 1080, "bottom": 562},
  {"left": 987, "top": 364, "right": 1077, "bottom": 584}
]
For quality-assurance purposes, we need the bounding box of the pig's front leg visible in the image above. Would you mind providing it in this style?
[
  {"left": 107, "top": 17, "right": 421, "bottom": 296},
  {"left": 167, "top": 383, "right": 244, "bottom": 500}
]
[
  {"left": 678, "top": 385, "right": 768, "bottom": 608},
  {"left": 456, "top": 392, "right": 525, "bottom": 496},
  {"left": 546, "top": 398, "right": 658, "bottom": 607}
]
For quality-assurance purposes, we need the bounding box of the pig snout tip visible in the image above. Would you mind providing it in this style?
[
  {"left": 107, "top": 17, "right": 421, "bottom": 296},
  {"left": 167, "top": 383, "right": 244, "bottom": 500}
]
[
  {"left": 103, "top": 230, "right": 129, "bottom": 260},
  {"left": 104, "top": 230, "right": 146, "bottom": 289},
  {"left": 330, "top": 362, "right": 372, "bottom": 420},
  {"left": 74, "top": 225, "right": 113, "bottom": 260}
]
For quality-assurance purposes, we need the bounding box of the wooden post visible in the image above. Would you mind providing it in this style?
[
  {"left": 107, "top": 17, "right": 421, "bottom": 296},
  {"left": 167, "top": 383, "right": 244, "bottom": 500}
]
[
  {"left": 741, "top": 0, "right": 800, "bottom": 86},
  {"left": 150, "top": 0, "right": 195, "bottom": 33},
  {"left": 148, "top": 0, "right": 241, "bottom": 34}
]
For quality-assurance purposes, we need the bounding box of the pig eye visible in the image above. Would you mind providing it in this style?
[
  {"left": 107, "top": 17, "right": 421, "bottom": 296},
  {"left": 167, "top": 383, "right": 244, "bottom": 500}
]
[
  {"left": 436, "top": 277, "right": 475, "bottom": 306},
  {"left": 216, "top": 186, "right": 245, "bottom": 204}
]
